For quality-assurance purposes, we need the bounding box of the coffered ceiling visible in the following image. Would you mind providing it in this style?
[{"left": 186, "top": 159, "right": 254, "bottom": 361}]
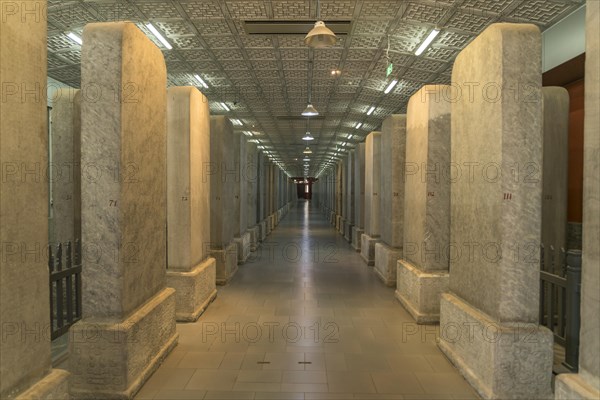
[{"left": 47, "top": 0, "right": 583, "bottom": 176}]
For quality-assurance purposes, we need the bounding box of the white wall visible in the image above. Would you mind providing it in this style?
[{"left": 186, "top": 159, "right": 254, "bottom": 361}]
[{"left": 542, "top": 5, "right": 586, "bottom": 72}]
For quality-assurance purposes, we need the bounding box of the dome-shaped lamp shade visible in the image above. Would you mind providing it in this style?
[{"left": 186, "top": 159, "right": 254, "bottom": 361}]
[
  {"left": 303, "top": 146, "right": 313, "bottom": 154},
  {"left": 305, "top": 21, "right": 337, "bottom": 48},
  {"left": 301, "top": 103, "right": 319, "bottom": 116},
  {"left": 303, "top": 132, "right": 314, "bottom": 141}
]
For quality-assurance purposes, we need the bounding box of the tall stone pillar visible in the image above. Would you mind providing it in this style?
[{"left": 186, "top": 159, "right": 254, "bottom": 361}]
[
  {"left": 361, "top": 132, "right": 381, "bottom": 265},
  {"left": 165, "top": 87, "right": 216, "bottom": 322},
  {"left": 374, "top": 115, "right": 407, "bottom": 286},
  {"left": 541, "top": 87, "right": 569, "bottom": 273},
  {"left": 0, "top": 1, "right": 70, "bottom": 397},
  {"left": 246, "top": 142, "right": 260, "bottom": 250},
  {"left": 555, "top": 2, "right": 600, "bottom": 399},
  {"left": 50, "top": 89, "right": 81, "bottom": 245},
  {"left": 437, "top": 23, "right": 553, "bottom": 399},
  {"left": 209, "top": 116, "right": 238, "bottom": 285},
  {"left": 257, "top": 152, "right": 267, "bottom": 241},
  {"left": 395, "top": 86, "right": 451, "bottom": 323},
  {"left": 352, "top": 143, "right": 366, "bottom": 251},
  {"left": 336, "top": 161, "right": 344, "bottom": 231},
  {"left": 233, "top": 132, "right": 250, "bottom": 263},
  {"left": 344, "top": 150, "right": 355, "bottom": 242},
  {"left": 70, "top": 22, "right": 178, "bottom": 398}
]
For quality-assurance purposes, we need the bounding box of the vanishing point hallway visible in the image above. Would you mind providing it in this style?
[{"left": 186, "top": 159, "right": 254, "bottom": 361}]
[{"left": 136, "top": 200, "right": 477, "bottom": 399}]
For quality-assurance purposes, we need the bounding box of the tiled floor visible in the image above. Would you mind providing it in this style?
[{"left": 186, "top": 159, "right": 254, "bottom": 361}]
[{"left": 136, "top": 200, "right": 479, "bottom": 400}]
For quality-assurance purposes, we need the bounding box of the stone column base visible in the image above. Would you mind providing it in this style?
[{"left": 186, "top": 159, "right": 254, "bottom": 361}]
[
  {"left": 344, "top": 223, "right": 353, "bottom": 243},
  {"left": 167, "top": 257, "right": 217, "bottom": 322},
  {"left": 269, "top": 214, "right": 275, "bottom": 230},
  {"left": 438, "top": 293, "right": 553, "bottom": 399},
  {"left": 335, "top": 215, "right": 341, "bottom": 231},
  {"left": 248, "top": 225, "right": 260, "bottom": 251},
  {"left": 212, "top": 242, "right": 238, "bottom": 285},
  {"left": 395, "top": 260, "right": 448, "bottom": 324},
  {"left": 234, "top": 232, "right": 251, "bottom": 264},
  {"left": 374, "top": 242, "right": 401, "bottom": 287},
  {"left": 259, "top": 220, "right": 267, "bottom": 241},
  {"left": 330, "top": 211, "right": 336, "bottom": 226},
  {"left": 555, "top": 373, "right": 600, "bottom": 400},
  {"left": 338, "top": 218, "right": 345, "bottom": 234},
  {"left": 69, "top": 288, "right": 179, "bottom": 399},
  {"left": 352, "top": 227, "right": 363, "bottom": 251},
  {"left": 360, "top": 234, "right": 380, "bottom": 266},
  {"left": 14, "top": 369, "right": 70, "bottom": 400}
]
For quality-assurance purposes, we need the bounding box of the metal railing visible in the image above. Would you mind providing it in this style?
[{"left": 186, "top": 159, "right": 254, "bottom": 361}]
[
  {"left": 49, "top": 240, "right": 82, "bottom": 340},
  {"left": 539, "top": 245, "right": 581, "bottom": 372}
]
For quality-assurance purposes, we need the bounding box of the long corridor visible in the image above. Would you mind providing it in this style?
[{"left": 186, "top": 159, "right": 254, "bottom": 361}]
[{"left": 136, "top": 200, "right": 478, "bottom": 400}]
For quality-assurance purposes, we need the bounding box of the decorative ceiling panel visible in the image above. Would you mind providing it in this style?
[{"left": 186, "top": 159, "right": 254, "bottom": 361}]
[{"left": 47, "top": 0, "right": 583, "bottom": 176}]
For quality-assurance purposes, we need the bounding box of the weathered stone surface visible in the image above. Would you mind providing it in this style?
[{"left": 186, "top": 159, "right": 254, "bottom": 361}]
[
  {"left": 364, "top": 132, "right": 381, "bottom": 237},
  {"left": 360, "top": 234, "right": 380, "bottom": 266},
  {"left": 246, "top": 142, "right": 259, "bottom": 228},
  {"left": 352, "top": 227, "right": 364, "bottom": 251},
  {"left": 346, "top": 150, "right": 355, "bottom": 226},
  {"left": 555, "top": 2, "right": 600, "bottom": 398},
  {"left": 50, "top": 89, "right": 81, "bottom": 245},
  {"left": 72, "top": 22, "right": 177, "bottom": 398},
  {"left": 541, "top": 87, "right": 569, "bottom": 273},
  {"left": 210, "top": 116, "right": 235, "bottom": 249},
  {"left": 439, "top": 293, "right": 553, "bottom": 399},
  {"left": 213, "top": 243, "right": 238, "bottom": 285},
  {"left": 439, "top": 23, "right": 552, "bottom": 399},
  {"left": 354, "top": 143, "right": 366, "bottom": 230},
  {"left": 79, "top": 22, "right": 170, "bottom": 317},
  {"left": 396, "top": 85, "right": 451, "bottom": 323},
  {"left": 1, "top": 2, "right": 70, "bottom": 397},
  {"left": 166, "top": 86, "right": 216, "bottom": 322},
  {"left": 448, "top": 23, "right": 544, "bottom": 323},
  {"left": 237, "top": 132, "right": 248, "bottom": 236},
  {"left": 379, "top": 115, "right": 407, "bottom": 248},
  {"left": 374, "top": 243, "right": 401, "bottom": 286}
]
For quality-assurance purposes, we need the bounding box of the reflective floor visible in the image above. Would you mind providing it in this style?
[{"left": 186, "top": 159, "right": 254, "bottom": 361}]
[{"left": 136, "top": 200, "right": 478, "bottom": 400}]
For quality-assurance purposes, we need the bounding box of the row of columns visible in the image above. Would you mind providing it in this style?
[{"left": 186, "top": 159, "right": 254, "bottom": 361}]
[
  {"left": 313, "top": 16, "right": 599, "bottom": 400},
  {"left": 0, "top": 16, "right": 296, "bottom": 399}
]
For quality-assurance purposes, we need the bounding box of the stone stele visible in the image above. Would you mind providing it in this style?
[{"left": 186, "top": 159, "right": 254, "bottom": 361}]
[
  {"left": 0, "top": 1, "right": 70, "bottom": 397},
  {"left": 70, "top": 22, "right": 177, "bottom": 399},
  {"left": 437, "top": 23, "right": 553, "bottom": 399},
  {"left": 396, "top": 85, "right": 451, "bottom": 324},
  {"left": 210, "top": 116, "right": 238, "bottom": 285},
  {"left": 361, "top": 132, "right": 381, "bottom": 266},
  {"left": 166, "top": 86, "right": 217, "bottom": 322},
  {"left": 374, "top": 115, "right": 407, "bottom": 286}
]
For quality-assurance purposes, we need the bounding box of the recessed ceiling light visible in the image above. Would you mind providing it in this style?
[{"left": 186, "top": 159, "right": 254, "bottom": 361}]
[
  {"left": 415, "top": 28, "right": 441, "bottom": 56},
  {"left": 67, "top": 32, "right": 82, "bottom": 45},
  {"left": 146, "top": 23, "right": 172, "bottom": 50},
  {"left": 367, "top": 106, "right": 375, "bottom": 116},
  {"left": 384, "top": 79, "right": 398, "bottom": 94},
  {"left": 232, "top": 119, "right": 243, "bottom": 126},
  {"left": 355, "top": 122, "right": 362, "bottom": 129},
  {"left": 221, "top": 102, "right": 230, "bottom": 112},
  {"left": 194, "top": 74, "right": 209, "bottom": 89}
]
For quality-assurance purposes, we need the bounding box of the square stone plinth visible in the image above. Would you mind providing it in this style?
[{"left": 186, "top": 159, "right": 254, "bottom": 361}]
[
  {"left": 344, "top": 222, "right": 353, "bottom": 243},
  {"left": 212, "top": 243, "right": 238, "bottom": 285},
  {"left": 352, "top": 228, "right": 363, "bottom": 251},
  {"left": 395, "top": 260, "right": 449, "bottom": 324},
  {"left": 167, "top": 258, "right": 217, "bottom": 322},
  {"left": 248, "top": 225, "right": 260, "bottom": 251},
  {"left": 374, "top": 242, "right": 401, "bottom": 287},
  {"left": 70, "top": 288, "right": 179, "bottom": 399},
  {"left": 14, "top": 369, "right": 70, "bottom": 400},
  {"left": 438, "top": 293, "right": 553, "bottom": 399},
  {"left": 259, "top": 220, "right": 267, "bottom": 241},
  {"left": 360, "top": 234, "right": 380, "bottom": 266},
  {"left": 234, "top": 232, "right": 251, "bottom": 264}
]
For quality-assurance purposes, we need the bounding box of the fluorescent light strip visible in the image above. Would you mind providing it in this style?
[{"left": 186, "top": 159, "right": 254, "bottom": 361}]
[
  {"left": 146, "top": 23, "right": 172, "bottom": 50},
  {"left": 415, "top": 28, "right": 441, "bottom": 56},
  {"left": 67, "top": 32, "right": 82, "bottom": 45},
  {"left": 220, "top": 102, "right": 230, "bottom": 112},
  {"left": 194, "top": 74, "right": 209, "bottom": 89},
  {"left": 355, "top": 122, "right": 363, "bottom": 129},
  {"left": 384, "top": 79, "right": 398, "bottom": 94},
  {"left": 232, "top": 119, "right": 243, "bottom": 126},
  {"left": 367, "top": 106, "right": 375, "bottom": 116}
]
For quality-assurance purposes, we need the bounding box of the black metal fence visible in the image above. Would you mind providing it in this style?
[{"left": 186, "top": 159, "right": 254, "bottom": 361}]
[
  {"left": 49, "top": 240, "right": 82, "bottom": 340},
  {"left": 539, "top": 245, "right": 581, "bottom": 372}
]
